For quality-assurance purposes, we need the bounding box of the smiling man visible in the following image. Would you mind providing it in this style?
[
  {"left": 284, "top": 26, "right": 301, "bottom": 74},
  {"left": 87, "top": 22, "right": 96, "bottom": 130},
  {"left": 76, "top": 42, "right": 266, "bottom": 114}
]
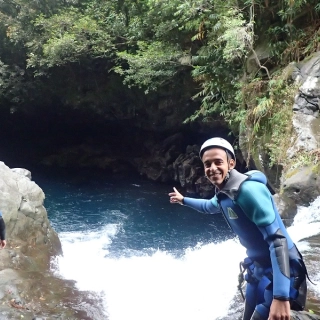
[{"left": 169, "top": 137, "right": 315, "bottom": 320}]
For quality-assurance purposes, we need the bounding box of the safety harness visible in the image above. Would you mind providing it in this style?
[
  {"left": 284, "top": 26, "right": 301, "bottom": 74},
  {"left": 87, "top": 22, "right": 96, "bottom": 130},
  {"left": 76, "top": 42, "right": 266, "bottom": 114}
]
[
  {"left": 237, "top": 256, "right": 312, "bottom": 312},
  {"left": 238, "top": 258, "right": 272, "bottom": 303}
]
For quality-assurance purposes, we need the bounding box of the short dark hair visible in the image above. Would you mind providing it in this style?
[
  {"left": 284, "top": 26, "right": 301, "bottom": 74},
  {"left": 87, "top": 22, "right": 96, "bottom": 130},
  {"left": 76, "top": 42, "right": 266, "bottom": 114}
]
[{"left": 226, "top": 150, "right": 234, "bottom": 161}]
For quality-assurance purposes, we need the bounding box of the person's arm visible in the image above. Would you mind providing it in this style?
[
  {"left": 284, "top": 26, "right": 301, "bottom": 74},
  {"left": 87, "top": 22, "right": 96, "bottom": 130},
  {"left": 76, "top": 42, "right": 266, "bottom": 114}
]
[
  {"left": 183, "top": 196, "right": 220, "bottom": 214},
  {"left": 236, "top": 181, "right": 291, "bottom": 317},
  {"left": 0, "top": 216, "right": 6, "bottom": 249},
  {"left": 169, "top": 187, "right": 220, "bottom": 214}
]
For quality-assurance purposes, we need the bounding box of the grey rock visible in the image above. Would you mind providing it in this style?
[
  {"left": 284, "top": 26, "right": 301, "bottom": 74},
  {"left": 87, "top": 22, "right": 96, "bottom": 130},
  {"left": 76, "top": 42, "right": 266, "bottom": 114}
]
[
  {"left": 299, "top": 52, "right": 320, "bottom": 78},
  {"left": 287, "top": 113, "right": 319, "bottom": 158},
  {"left": 273, "top": 193, "right": 297, "bottom": 227},
  {"left": 282, "top": 166, "right": 320, "bottom": 206}
]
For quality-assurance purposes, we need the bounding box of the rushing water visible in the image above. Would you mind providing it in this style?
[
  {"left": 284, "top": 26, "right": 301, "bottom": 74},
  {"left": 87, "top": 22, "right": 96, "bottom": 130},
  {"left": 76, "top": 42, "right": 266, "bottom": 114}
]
[{"left": 34, "top": 169, "right": 320, "bottom": 320}]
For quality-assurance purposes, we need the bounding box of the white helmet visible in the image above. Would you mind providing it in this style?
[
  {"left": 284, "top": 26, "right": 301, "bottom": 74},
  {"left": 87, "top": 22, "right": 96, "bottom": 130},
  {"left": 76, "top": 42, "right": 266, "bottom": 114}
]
[{"left": 199, "top": 137, "right": 235, "bottom": 160}]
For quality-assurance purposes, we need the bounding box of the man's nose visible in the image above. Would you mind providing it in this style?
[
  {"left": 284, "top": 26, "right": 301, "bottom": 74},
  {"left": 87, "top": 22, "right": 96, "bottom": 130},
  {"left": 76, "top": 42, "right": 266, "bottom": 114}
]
[{"left": 210, "top": 163, "right": 217, "bottom": 171}]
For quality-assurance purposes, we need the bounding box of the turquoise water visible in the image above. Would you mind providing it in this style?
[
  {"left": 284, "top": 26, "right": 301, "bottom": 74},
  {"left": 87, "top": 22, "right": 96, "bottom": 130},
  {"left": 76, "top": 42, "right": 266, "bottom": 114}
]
[
  {"left": 32, "top": 168, "right": 320, "bottom": 320},
  {"left": 38, "top": 170, "right": 233, "bottom": 256}
]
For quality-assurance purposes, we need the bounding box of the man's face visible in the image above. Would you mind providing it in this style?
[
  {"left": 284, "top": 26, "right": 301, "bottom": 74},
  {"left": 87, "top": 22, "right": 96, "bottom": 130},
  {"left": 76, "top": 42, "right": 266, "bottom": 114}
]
[{"left": 202, "top": 148, "right": 235, "bottom": 189}]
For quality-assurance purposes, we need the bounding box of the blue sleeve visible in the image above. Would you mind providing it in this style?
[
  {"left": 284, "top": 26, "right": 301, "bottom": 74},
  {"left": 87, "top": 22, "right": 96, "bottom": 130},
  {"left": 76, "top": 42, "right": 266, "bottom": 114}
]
[
  {"left": 183, "top": 196, "right": 220, "bottom": 214},
  {"left": 236, "top": 181, "right": 290, "bottom": 300}
]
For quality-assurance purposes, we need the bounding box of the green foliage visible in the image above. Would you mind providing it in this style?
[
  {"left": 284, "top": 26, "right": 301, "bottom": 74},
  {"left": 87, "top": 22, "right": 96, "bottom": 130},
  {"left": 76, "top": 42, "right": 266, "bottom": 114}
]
[
  {"left": 183, "top": 4, "right": 253, "bottom": 128},
  {"left": 240, "top": 68, "right": 298, "bottom": 167},
  {"left": 278, "top": 0, "right": 308, "bottom": 22},
  {"left": 266, "top": 0, "right": 320, "bottom": 63},
  {"left": 215, "top": 8, "right": 253, "bottom": 62},
  {"left": 112, "top": 0, "right": 195, "bottom": 92},
  {"left": 290, "top": 152, "right": 319, "bottom": 170},
  {"left": 284, "top": 151, "right": 320, "bottom": 180},
  {"left": 114, "top": 41, "right": 186, "bottom": 93},
  {"left": 0, "top": 60, "right": 34, "bottom": 105},
  {"left": 27, "top": 10, "right": 115, "bottom": 72}
]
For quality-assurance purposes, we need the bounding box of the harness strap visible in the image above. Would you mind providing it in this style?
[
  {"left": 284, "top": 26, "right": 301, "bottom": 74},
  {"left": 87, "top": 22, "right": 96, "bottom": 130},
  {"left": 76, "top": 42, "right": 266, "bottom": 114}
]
[
  {"left": 237, "top": 258, "right": 256, "bottom": 300},
  {"left": 237, "top": 261, "right": 246, "bottom": 300}
]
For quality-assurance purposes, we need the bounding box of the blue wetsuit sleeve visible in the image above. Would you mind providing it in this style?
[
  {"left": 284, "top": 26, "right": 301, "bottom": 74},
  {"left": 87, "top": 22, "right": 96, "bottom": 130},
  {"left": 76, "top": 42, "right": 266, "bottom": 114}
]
[
  {"left": 236, "top": 181, "right": 290, "bottom": 300},
  {"left": 183, "top": 196, "right": 220, "bottom": 214}
]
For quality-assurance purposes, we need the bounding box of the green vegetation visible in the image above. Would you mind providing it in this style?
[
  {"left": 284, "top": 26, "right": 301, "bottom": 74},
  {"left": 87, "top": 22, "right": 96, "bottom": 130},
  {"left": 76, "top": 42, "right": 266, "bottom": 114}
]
[
  {"left": 1, "top": 0, "right": 320, "bottom": 168},
  {"left": 239, "top": 69, "right": 298, "bottom": 168},
  {"left": 289, "top": 151, "right": 320, "bottom": 172}
]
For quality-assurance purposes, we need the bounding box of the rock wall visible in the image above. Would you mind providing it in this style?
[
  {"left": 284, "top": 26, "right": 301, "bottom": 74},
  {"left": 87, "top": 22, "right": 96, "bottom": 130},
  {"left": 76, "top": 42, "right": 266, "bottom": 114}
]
[{"left": 282, "top": 52, "right": 320, "bottom": 209}]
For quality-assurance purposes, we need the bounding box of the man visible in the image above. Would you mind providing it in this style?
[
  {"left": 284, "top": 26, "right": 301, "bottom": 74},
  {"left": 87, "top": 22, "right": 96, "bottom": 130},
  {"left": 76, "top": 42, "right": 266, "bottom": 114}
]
[
  {"left": 0, "top": 211, "right": 6, "bottom": 249},
  {"left": 169, "top": 137, "right": 314, "bottom": 320}
]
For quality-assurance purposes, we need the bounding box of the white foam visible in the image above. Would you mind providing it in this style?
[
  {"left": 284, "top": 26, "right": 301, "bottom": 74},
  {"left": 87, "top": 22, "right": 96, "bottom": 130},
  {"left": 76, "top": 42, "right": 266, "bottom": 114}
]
[
  {"left": 288, "top": 196, "right": 320, "bottom": 247},
  {"left": 56, "top": 229, "right": 245, "bottom": 320}
]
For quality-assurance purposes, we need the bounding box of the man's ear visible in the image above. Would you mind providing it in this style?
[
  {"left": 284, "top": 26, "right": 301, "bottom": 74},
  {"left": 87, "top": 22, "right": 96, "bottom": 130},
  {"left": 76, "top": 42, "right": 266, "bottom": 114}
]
[{"left": 229, "top": 159, "right": 236, "bottom": 169}]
